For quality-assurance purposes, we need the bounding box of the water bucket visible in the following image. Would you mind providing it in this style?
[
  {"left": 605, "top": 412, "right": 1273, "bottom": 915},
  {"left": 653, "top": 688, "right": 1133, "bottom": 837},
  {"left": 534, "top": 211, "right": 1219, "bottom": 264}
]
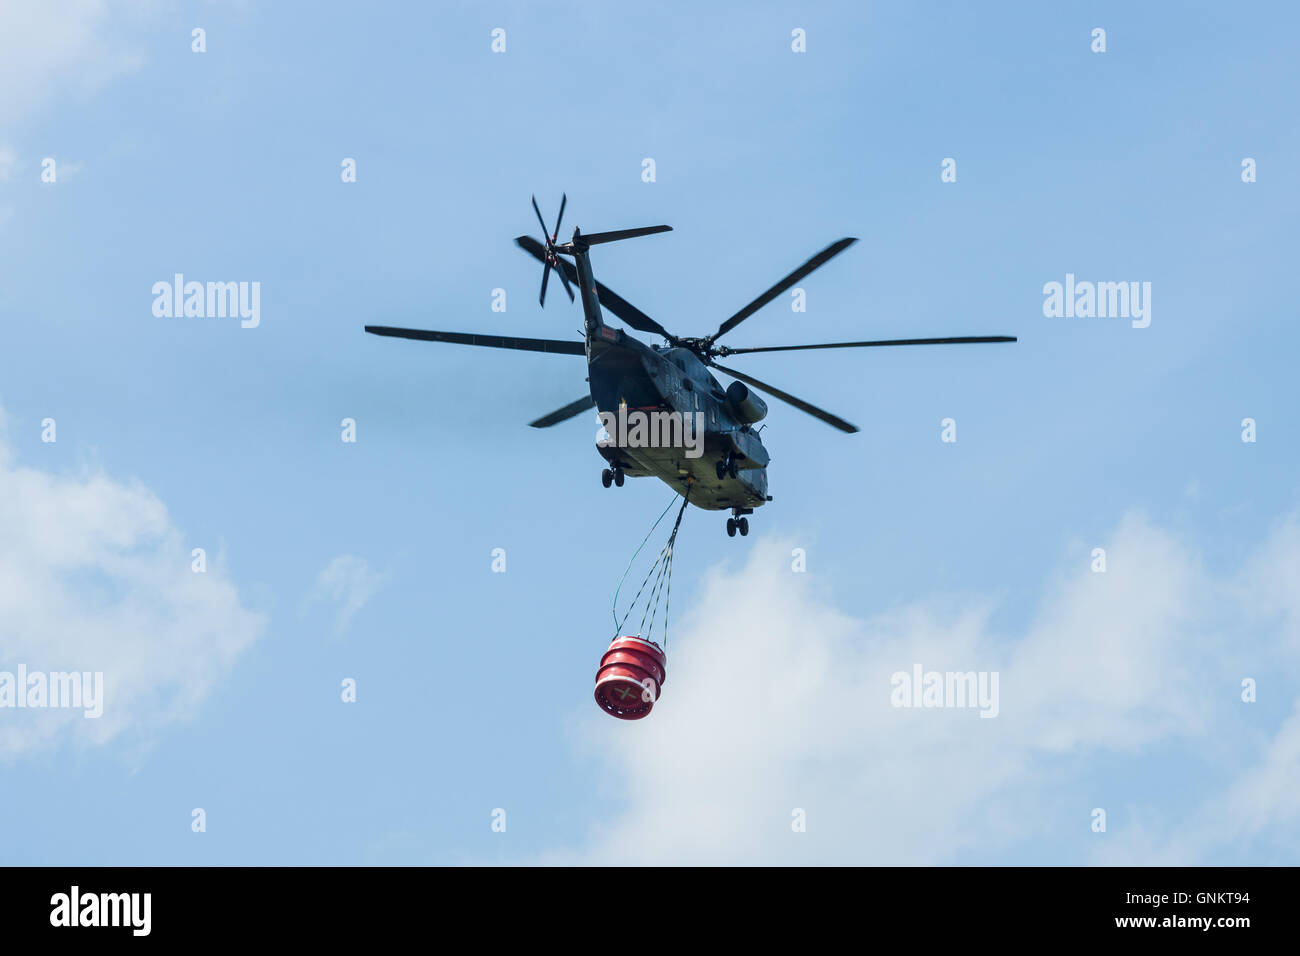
[{"left": 594, "top": 635, "right": 667, "bottom": 720}]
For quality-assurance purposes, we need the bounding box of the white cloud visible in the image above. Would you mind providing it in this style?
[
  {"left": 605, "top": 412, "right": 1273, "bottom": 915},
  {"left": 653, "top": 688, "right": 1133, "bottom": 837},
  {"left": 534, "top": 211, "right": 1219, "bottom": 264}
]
[
  {"left": 0, "top": 0, "right": 157, "bottom": 127},
  {"left": 1218, "top": 700, "right": 1300, "bottom": 834},
  {"left": 0, "top": 411, "right": 265, "bottom": 758},
  {"left": 308, "top": 555, "right": 384, "bottom": 635},
  {"left": 542, "top": 511, "right": 1300, "bottom": 865},
  {"left": 1237, "top": 511, "right": 1300, "bottom": 648}
]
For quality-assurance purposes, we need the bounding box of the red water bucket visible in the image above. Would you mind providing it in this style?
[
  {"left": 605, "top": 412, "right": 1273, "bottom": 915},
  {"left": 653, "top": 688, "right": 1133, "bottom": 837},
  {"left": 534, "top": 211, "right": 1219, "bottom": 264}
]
[{"left": 594, "top": 636, "right": 667, "bottom": 720}]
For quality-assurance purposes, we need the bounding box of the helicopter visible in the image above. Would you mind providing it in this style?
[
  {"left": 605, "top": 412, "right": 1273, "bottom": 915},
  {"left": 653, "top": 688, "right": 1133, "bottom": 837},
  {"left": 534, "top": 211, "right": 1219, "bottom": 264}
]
[{"left": 365, "top": 196, "right": 1016, "bottom": 537}]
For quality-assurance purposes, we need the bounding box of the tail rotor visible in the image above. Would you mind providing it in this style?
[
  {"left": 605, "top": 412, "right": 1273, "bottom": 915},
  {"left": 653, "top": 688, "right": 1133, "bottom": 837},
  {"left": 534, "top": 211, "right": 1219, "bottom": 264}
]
[{"left": 530, "top": 194, "right": 575, "bottom": 307}]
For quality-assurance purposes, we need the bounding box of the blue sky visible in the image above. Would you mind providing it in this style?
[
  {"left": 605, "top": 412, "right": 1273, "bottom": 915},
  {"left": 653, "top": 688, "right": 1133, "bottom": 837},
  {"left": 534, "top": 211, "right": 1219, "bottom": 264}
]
[{"left": 0, "top": 0, "right": 1297, "bottom": 865}]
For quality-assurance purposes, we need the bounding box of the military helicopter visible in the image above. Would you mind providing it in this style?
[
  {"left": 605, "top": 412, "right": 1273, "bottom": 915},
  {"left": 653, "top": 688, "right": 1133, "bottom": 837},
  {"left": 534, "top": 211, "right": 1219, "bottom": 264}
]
[{"left": 365, "top": 196, "right": 1016, "bottom": 537}]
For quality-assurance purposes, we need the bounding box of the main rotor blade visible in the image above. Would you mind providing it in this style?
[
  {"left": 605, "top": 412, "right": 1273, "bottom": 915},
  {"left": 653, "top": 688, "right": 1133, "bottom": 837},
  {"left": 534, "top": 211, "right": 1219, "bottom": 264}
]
[
  {"left": 581, "top": 225, "right": 672, "bottom": 245},
  {"left": 713, "top": 237, "right": 858, "bottom": 341},
  {"left": 365, "top": 326, "right": 584, "bottom": 355},
  {"left": 528, "top": 395, "right": 595, "bottom": 428},
  {"left": 516, "top": 236, "right": 674, "bottom": 341},
  {"left": 531, "top": 195, "right": 551, "bottom": 239},
  {"left": 590, "top": 278, "right": 671, "bottom": 339},
  {"left": 718, "top": 335, "right": 1017, "bottom": 356},
  {"left": 711, "top": 361, "right": 858, "bottom": 433}
]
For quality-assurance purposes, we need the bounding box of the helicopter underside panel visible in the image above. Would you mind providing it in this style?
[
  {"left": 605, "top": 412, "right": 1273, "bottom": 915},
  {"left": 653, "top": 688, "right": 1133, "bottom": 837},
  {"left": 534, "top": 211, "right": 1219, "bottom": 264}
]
[{"left": 597, "top": 441, "right": 768, "bottom": 511}]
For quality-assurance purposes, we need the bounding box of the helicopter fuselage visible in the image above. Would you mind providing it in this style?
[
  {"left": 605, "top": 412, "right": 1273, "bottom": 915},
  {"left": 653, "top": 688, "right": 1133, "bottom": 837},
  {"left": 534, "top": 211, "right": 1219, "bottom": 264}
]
[
  {"left": 586, "top": 328, "right": 770, "bottom": 512},
  {"left": 568, "top": 241, "right": 769, "bottom": 512}
]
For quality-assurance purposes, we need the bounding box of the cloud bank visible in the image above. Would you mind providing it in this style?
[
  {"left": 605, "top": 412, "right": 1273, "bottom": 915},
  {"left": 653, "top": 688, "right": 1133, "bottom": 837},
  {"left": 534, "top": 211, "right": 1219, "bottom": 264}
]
[
  {"left": 548, "top": 512, "right": 1300, "bottom": 865},
  {"left": 0, "top": 413, "right": 265, "bottom": 757},
  {"left": 0, "top": 0, "right": 152, "bottom": 128}
]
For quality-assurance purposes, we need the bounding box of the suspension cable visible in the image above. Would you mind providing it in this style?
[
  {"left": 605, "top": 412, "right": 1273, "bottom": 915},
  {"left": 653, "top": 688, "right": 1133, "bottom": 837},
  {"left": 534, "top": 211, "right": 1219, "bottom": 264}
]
[
  {"left": 610, "top": 494, "right": 677, "bottom": 632},
  {"left": 611, "top": 483, "right": 692, "bottom": 644}
]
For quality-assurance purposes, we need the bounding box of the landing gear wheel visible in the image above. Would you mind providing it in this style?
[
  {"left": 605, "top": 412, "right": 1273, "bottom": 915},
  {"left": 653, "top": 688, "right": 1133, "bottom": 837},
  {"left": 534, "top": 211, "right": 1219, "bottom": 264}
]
[
  {"left": 715, "top": 459, "right": 727, "bottom": 480},
  {"left": 728, "top": 457, "right": 739, "bottom": 479},
  {"left": 738, "top": 517, "right": 749, "bottom": 536},
  {"left": 726, "top": 517, "right": 737, "bottom": 537},
  {"left": 613, "top": 467, "right": 625, "bottom": 487},
  {"left": 601, "top": 468, "right": 613, "bottom": 488}
]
